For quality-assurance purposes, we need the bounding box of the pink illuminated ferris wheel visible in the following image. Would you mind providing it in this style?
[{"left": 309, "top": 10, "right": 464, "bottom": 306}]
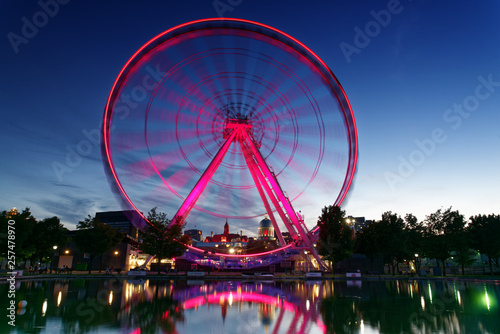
[{"left": 103, "top": 18, "right": 357, "bottom": 269}]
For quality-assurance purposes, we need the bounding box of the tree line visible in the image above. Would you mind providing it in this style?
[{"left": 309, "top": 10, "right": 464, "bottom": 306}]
[
  {"left": 1, "top": 207, "right": 186, "bottom": 274},
  {"left": 4, "top": 205, "right": 499, "bottom": 276},
  {"left": 1, "top": 208, "right": 68, "bottom": 268},
  {"left": 317, "top": 206, "right": 500, "bottom": 275}
]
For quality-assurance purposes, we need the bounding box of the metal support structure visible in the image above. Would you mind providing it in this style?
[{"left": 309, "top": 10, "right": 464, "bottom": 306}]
[
  {"left": 170, "top": 117, "right": 327, "bottom": 270},
  {"left": 172, "top": 129, "right": 238, "bottom": 226},
  {"left": 241, "top": 146, "right": 287, "bottom": 246}
]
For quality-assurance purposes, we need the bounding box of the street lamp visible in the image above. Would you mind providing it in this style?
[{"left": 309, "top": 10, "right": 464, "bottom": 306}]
[
  {"left": 346, "top": 218, "right": 355, "bottom": 239},
  {"left": 414, "top": 253, "right": 420, "bottom": 274},
  {"left": 50, "top": 246, "right": 58, "bottom": 274}
]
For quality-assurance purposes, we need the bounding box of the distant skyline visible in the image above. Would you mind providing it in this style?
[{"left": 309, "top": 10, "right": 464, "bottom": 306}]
[{"left": 1, "top": 1, "right": 499, "bottom": 237}]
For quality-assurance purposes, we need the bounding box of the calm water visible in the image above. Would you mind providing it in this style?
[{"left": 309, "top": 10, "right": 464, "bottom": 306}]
[{"left": 1, "top": 277, "right": 499, "bottom": 333}]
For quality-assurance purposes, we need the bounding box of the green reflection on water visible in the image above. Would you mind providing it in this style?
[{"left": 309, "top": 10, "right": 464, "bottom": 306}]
[
  {"left": 1, "top": 278, "right": 499, "bottom": 334},
  {"left": 320, "top": 280, "right": 500, "bottom": 334}
]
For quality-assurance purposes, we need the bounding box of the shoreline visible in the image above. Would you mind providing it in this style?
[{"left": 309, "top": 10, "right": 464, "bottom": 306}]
[{"left": 2, "top": 271, "right": 499, "bottom": 283}]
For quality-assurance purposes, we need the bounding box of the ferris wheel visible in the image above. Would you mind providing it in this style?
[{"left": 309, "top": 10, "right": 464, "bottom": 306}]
[{"left": 102, "top": 18, "right": 357, "bottom": 269}]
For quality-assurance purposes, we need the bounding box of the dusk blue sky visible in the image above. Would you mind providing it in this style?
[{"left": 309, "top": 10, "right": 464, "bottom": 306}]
[{"left": 1, "top": 0, "right": 499, "bottom": 236}]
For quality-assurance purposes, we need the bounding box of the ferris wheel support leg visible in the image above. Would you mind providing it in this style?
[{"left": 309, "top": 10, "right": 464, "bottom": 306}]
[
  {"left": 240, "top": 138, "right": 300, "bottom": 242},
  {"left": 171, "top": 129, "right": 239, "bottom": 226},
  {"left": 143, "top": 255, "right": 155, "bottom": 269},
  {"left": 242, "top": 133, "right": 311, "bottom": 245},
  {"left": 241, "top": 142, "right": 287, "bottom": 246},
  {"left": 272, "top": 307, "right": 286, "bottom": 334},
  {"left": 309, "top": 247, "right": 329, "bottom": 271}
]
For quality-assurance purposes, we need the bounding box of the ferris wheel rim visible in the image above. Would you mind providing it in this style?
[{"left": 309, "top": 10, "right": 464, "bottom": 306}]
[{"left": 102, "top": 18, "right": 358, "bottom": 258}]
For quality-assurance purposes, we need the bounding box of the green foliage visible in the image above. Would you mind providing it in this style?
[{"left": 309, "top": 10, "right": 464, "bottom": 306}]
[
  {"left": 378, "top": 212, "right": 407, "bottom": 275},
  {"left": 0, "top": 208, "right": 37, "bottom": 263},
  {"left": 73, "top": 215, "right": 124, "bottom": 273},
  {"left": 469, "top": 214, "right": 500, "bottom": 275},
  {"left": 404, "top": 213, "right": 424, "bottom": 272},
  {"left": 317, "top": 205, "right": 353, "bottom": 268},
  {"left": 30, "top": 216, "right": 68, "bottom": 262},
  {"left": 139, "top": 208, "right": 189, "bottom": 274},
  {"left": 353, "top": 222, "right": 379, "bottom": 265},
  {"left": 423, "top": 207, "right": 466, "bottom": 276}
]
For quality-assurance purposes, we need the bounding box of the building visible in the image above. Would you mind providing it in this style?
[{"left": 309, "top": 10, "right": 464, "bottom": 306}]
[
  {"left": 58, "top": 210, "right": 148, "bottom": 272},
  {"left": 184, "top": 229, "right": 203, "bottom": 242},
  {"left": 204, "top": 219, "right": 248, "bottom": 243},
  {"left": 258, "top": 215, "right": 275, "bottom": 241},
  {"left": 195, "top": 219, "right": 248, "bottom": 254},
  {"left": 346, "top": 216, "right": 374, "bottom": 234},
  {"left": 96, "top": 210, "right": 140, "bottom": 239}
]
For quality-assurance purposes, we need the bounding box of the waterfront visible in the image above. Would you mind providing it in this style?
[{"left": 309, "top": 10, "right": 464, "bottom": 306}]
[{"left": 1, "top": 278, "right": 499, "bottom": 333}]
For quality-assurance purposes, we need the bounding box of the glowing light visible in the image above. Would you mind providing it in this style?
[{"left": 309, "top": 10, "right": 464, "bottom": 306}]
[
  {"left": 421, "top": 296, "right": 425, "bottom": 310},
  {"left": 229, "top": 292, "right": 233, "bottom": 306},
  {"left": 183, "top": 291, "right": 296, "bottom": 312},
  {"left": 42, "top": 299, "right": 47, "bottom": 316},
  {"left": 229, "top": 248, "right": 235, "bottom": 254},
  {"left": 428, "top": 283, "right": 433, "bottom": 304},
  {"left": 57, "top": 291, "right": 62, "bottom": 307},
  {"left": 109, "top": 291, "right": 113, "bottom": 305},
  {"left": 306, "top": 299, "right": 310, "bottom": 311},
  {"left": 485, "top": 287, "right": 490, "bottom": 311},
  {"left": 360, "top": 319, "right": 365, "bottom": 333}
]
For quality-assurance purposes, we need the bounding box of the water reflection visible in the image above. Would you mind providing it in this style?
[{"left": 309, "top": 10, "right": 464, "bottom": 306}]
[
  {"left": 320, "top": 280, "right": 500, "bottom": 334},
  {"left": 175, "top": 281, "right": 325, "bottom": 333},
  {"left": 0, "top": 278, "right": 498, "bottom": 333}
]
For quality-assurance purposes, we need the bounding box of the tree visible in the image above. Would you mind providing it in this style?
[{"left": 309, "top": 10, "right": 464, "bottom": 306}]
[
  {"left": 139, "top": 208, "right": 189, "bottom": 274},
  {"left": 423, "top": 207, "right": 464, "bottom": 276},
  {"left": 404, "top": 213, "right": 424, "bottom": 273},
  {"left": 0, "top": 208, "right": 37, "bottom": 267},
  {"left": 469, "top": 214, "right": 500, "bottom": 275},
  {"left": 452, "top": 230, "right": 476, "bottom": 275},
  {"left": 377, "top": 212, "right": 406, "bottom": 275},
  {"left": 317, "top": 205, "right": 353, "bottom": 271},
  {"left": 353, "top": 222, "right": 379, "bottom": 271},
  {"left": 73, "top": 215, "right": 124, "bottom": 273},
  {"left": 444, "top": 212, "right": 475, "bottom": 275},
  {"left": 30, "top": 217, "right": 68, "bottom": 265}
]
